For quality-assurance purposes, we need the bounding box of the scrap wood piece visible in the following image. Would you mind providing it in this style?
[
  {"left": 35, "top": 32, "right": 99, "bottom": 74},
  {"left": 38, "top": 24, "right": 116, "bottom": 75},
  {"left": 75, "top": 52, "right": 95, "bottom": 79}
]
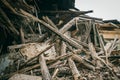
[
  {"left": 21, "top": 0, "right": 34, "bottom": 11},
  {"left": 65, "top": 42, "right": 76, "bottom": 54},
  {"left": 20, "top": 9, "right": 83, "bottom": 49},
  {"left": 103, "top": 41, "right": 113, "bottom": 63},
  {"left": 88, "top": 43, "right": 100, "bottom": 60},
  {"left": 84, "top": 20, "right": 92, "bottom": 43},
  {"left": 100, "top": 55, "right": 120, "bottom": 59},
  {"left": 37, "top": 33, "right": 48, "bottom": 42},
  {"left": 35, "top": 7, "right": 42, "bottom": 35},
  {"left": 8, "top": 43, "right": 30, "bottom": 50},
  {"left": 68, "top": 58, "right": 81, "bottom": 80},
  {"left": 93, "top": 22, "right": 98, "bottom": 46},
  {"left": 20, "top": 43, "right": 54, "bottom": 67},
  {"left": 0, "top": 45, "right": 3, "bottom": 54},
  {"left": 9, "top": 74, "right": 42, "bottom": 80},
  {"left": 0, "top": 64, "right": 40, "bottom": 80},
  {"left": 19, "top": 26, "right": 25, "bottom": 43},
  {"left": 52, "top": 68, "right": 59, "bottom": 79},
  {"left": 59, "top": 17, "right": 79, "bottom": 33},
  {"left": 71, "top": 38, "right": 89, "bottom": 48},
  {"left": 111, "top": 50, "right": 120, "bottom": 55},
  {"left": 1, "top": 0, "right": 18, "bottom": 15},
  {"left": 88, "top": 43, "right": 112, "bottom": 70},
  {"left": 96, "top": 24, "right": 106, "bottom": 47},
  {"left": 43, "top": 16, "right": 58, "bottom": 30},
  {"left": 1, "top": 0, "right": 25, "bottom": 18},
  {"left": 46, "top": 53, "right": 72, "bottom": 64},
  {"left": 0, "top": 8, "right": 19, "bottom": 35},
  {"left": 60, "top": 41, "right": 67, "bottom": 56},
  {"left": 55, "top": 31, "right": 70, "bottom": 56},
  {"left": 58, "top": 67, "right": 71, "bottom": 74},
  {"left": 39, "top": 54, "right": 51, "bottom": 80},
  {"left": 47, "top": 49, "right": 81, "bottom": 65},
  {"left": 40, "top": 10, "right": 93, "bottom": 13},
  {"left": 54, "top": 39, "right": 61, "bottom": 56},
  {"left": 4, "top": 61, "right": 63, "bottom": 80},
  {"left": 65, "top": 40, "right": 91, "bottom": 68},
  {"left": 108, "top": 36, "right": 119, "bottom": 56},
  {"left": 13, "top": 50, "right": 80, "bottom": 76},
  {"left": 72, "top": 54, "right": 95, "bottom": 70},
  {"left": 52, "top": 67, "right": 71, "bottom": 79},
  {"left": 95, "top": 25, "right": 105, "bottom": 52},
  {"left": 49, "top": 60, "right": 63, "bottom": 69},
  {"left": 96, "top": 26, "right": 110, "bottom": 64},
  {"left": 104, "top": 42, "right": 112, "bottom": 53},
  {"left": 39, "top": 10, "right": 93, "bottom": 15},
  {"left": 94, "top": 25, "right": 109, "bottom": 64},
  {"left": 60, "top": 31, "right": 70, "bottom": 56}
]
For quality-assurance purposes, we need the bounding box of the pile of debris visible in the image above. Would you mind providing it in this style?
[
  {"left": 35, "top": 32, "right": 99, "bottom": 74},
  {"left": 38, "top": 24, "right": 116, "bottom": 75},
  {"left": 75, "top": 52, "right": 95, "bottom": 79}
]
[{"left": 0, "top": 0, "right": 120, "bottom": 80}]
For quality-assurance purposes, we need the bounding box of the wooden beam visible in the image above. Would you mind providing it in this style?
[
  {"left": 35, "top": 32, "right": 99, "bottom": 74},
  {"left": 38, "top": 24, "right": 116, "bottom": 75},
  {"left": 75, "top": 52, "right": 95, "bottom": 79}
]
[
  {"left": 20, "top": 9, "right": 83, "bottom": 49},
  {"left": 68, "top": 58, "right": 81, "bottom": 80},
  {"left": 39, "top": 54, "right": 51, "bottom": 80},
  {"left": 39, "top": 10, "right": 93, "bottom": 14}
]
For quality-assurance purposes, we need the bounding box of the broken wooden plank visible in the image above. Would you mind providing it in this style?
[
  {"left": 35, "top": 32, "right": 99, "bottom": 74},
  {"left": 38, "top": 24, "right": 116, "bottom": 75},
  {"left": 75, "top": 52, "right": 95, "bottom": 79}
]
[
  {"left": 39, "top": 54, "right": 51, "bottom": 80},
  {"left": 52, "top": 68, "right": 59, "bottom": 79},
  {"left": 72, "top": 54, "right": 95, "bottom": 71},
  {"left": 20, "top": 9, "right": 83, "bottom": 49},
  {"left": 39, "top": 10, "right": 93, "bottom": 14},
  {"left": 60, "top": 32, "right": 70, "bottom": 56},
  {"left": 43, "top": 16, "right": 58, "bottom": 30},
  {"left": 20, "top": 43, "right": 54, "bottom": 67},
  {"left": 19, "top": 26, "right": 25, "bottom": 43},
  {"left": 68, "top": 58, "right": 81, "bottom": 80},
  {"left": 0, "top": 8, "right": 19, "bottom": 35},
  {"left": 60, "top": 41, "right": 67, "bottom": 56},
  {"left": 59, "top": 17, "right": 78, "bottom": 33},
  {"left": 9, "top": 74, "right": 42, "bottom": 80}
]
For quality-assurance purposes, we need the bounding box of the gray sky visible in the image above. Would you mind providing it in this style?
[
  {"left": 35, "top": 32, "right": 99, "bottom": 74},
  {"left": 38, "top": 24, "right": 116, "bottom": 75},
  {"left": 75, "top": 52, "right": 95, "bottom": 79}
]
[{"left": 75, "top": 0, "right": 120, "bottom": 20}]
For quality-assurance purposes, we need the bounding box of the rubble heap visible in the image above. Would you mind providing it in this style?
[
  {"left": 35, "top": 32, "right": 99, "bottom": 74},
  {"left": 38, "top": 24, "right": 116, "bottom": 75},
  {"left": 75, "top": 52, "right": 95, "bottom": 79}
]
[{"left": 0, "top": 0, "right": 120, "bottom": 80}]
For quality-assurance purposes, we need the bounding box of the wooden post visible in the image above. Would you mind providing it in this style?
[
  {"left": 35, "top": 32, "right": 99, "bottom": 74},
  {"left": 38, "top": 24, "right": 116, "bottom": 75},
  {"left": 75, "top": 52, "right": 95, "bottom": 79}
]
[
  {"left": 55, "top": 39, "right": 61, "bottom": 56},
  {"left": 39, "top": 54, "right": 51, "bottom": 80},
  {"left": 19, "top": 26, "right": 25, "bottom": 44},
  {"left": 88, "top": 43, "right": 112, "bottom": 70},
  {"left": 52, "top": 68, "right": 59, "bottom": 79},
  {"left": 93, "top": 22, "right": 98, "bottom": 46},
  {"left": 72, "top": 54, "right": 95, "bottom": 70},
  {"left": 84, "top": 20, "right": 92, "bottom": 43},
  {"left": 68, "top": 58, "right": 81, "bottom": 80},
  {"left": 59, "top": 17, "right": 78, "bottom": 33},
  {"left": 60, "top": 41, "right": 67, "bottom": 56},
  {"left": 60, "top": 32, "right": 70, "bottom": 56},
  {"left": 44, "top": 16, "right": 58, "bottom": 30}
]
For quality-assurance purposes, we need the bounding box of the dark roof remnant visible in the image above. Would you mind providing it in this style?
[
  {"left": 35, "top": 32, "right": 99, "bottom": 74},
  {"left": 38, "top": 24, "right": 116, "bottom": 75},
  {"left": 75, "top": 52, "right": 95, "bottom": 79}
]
[
  {"left": 27, "top": 0, "right": 76, "bottom": 11},
  {"left": 104, "top": 19, "right": 120, "bottom": 24}
]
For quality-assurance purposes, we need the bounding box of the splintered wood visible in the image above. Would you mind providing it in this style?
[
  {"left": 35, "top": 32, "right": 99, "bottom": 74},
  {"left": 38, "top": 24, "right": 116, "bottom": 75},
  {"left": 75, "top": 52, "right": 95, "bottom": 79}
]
[
  {"left": 0, "top": 15, "right": 119, "bottom": 80},
  {"left": 0, "top": 1, "right": 120, "bottom": 79}
]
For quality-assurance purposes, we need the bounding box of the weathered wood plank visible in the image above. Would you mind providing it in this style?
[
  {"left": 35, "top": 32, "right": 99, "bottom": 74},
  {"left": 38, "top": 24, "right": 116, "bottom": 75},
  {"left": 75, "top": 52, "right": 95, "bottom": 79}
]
[
  {"left": 39, "top": 54, "right": 51, "bottom": 80},
  {"left": 20, "top": 9, "right": 83, "bottom": 49}
]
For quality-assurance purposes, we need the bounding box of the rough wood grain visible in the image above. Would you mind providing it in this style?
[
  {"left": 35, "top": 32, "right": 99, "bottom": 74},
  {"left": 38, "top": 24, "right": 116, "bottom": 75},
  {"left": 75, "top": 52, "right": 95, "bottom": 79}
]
[
  {"left": 20, "top": 9, "right": 83, "bottom": 49},
  {"left": 68, "top": 58, "right": 81, "bottom": 80},
  {"left": 39, "top": 54, "right": 51, "bottom": 80}
]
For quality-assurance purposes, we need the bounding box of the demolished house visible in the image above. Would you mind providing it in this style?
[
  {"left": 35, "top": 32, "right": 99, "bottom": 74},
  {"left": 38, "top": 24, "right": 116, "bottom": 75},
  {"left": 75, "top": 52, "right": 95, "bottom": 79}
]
[{"left": 0, "top": 0, "right": 120, "bottom": 80}]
